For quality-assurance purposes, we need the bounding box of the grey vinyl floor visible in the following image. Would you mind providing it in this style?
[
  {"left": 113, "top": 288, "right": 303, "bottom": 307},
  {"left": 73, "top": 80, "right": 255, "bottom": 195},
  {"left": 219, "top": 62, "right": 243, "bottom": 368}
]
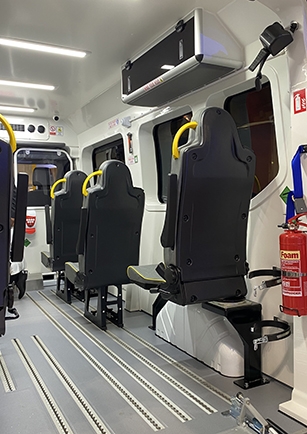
[{"left": 0, "top": 286, "right": 306, "bottom": 434}]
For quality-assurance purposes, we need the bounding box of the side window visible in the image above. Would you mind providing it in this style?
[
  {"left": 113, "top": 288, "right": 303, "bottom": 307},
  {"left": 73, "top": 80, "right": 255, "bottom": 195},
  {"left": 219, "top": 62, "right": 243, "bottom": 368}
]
[
  {"left": 154, "top": 112, "right": 192, "bottom": 203},
  {"left": 15, "top": 148, "right": 72, "bottom": 206},
  {"left": 225, "top": 82, "right": 278, "bottom": 197},
  {"left": 92, "top": 138, "right": 125, "bottom": 171}
]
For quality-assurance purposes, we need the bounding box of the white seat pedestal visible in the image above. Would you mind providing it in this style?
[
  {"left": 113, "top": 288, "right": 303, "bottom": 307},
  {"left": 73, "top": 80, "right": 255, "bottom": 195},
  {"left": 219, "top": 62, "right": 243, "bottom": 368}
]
[
  {"left": 156, "top": 302, "right": 244, "bottom": 377},
  {"left": 279, "top": 316, "right": 307, "bottom": 425}
]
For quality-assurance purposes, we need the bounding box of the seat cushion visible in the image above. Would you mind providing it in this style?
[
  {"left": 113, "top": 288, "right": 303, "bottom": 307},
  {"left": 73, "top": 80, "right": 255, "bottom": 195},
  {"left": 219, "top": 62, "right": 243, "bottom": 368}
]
[
  {"left": 41, "top": 251, "right": 51, "bottom": 269},
  {"left": 127, "top": 264, "right": 165, "bottom": 290},
  {"left": 65, "top": 262, "right": 79, "bottom": 285}
]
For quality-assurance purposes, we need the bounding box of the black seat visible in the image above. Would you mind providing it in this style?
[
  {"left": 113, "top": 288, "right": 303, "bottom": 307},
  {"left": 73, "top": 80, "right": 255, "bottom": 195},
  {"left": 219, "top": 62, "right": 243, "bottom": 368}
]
[
  {"left": 28, "top": 167, "right": 52, "bottom": 206},
  {"left": 65, "top": 160, "right": 145, "bottom": 329},
  {"left": 0, "top": 140, "right": 13, "bottom": 335},
  {"left": 128, "top": 107, "right": 291, "bottom": 390},
  {"left": 41, "top": 170, "right": 87, "bottom": 292},
  {"left": 127, "top": 107, "right": 255, "bottom": 305},
  {"left": 0, "top": 139, "right": 28, "bottom": 334}
]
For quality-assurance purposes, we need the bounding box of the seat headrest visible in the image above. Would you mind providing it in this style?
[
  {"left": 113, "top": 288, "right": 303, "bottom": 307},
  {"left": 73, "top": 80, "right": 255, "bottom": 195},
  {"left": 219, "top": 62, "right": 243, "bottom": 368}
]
[
  {"left": 95, "top": 160, "right": 133, "bottom": 191},
  {"left": 63, "top": 170, "right": 87, "bottom": 193},
  {"left": 33, "top": 167, "right": 52, "bottom": 189}
]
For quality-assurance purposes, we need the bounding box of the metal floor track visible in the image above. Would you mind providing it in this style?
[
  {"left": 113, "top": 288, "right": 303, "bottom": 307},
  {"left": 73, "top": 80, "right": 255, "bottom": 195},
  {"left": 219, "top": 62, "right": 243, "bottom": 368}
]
[{"left": 0, "top": 287, "right": 305, "bottom": 434}]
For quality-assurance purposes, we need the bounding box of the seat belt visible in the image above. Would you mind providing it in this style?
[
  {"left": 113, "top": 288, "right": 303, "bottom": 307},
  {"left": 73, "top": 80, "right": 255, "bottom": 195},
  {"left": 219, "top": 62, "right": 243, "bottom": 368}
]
[
  {"left": 249, "top": 145, "right": 307, "bottom": 291},
  {"left": 286, "top": 144, "right": 307, "bottom": 221}
]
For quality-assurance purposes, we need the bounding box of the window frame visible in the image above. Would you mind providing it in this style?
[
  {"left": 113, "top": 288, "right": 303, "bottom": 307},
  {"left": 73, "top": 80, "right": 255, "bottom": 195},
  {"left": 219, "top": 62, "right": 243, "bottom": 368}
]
[
  {"left": 14, "top": 147, "right": 73, "bottom": 207},
  {"left": 92, "top": 137, "right": 125, "bottom": 172},
  {"left": 153, "top": 111, "right": 192, "bottom": 203}
]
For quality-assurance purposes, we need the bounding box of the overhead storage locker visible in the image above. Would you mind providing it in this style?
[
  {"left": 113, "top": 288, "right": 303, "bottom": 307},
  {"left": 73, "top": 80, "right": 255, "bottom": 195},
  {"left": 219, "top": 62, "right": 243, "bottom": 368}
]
[{"left": 121, "top": 8, "right": 243, "bottom": 107}]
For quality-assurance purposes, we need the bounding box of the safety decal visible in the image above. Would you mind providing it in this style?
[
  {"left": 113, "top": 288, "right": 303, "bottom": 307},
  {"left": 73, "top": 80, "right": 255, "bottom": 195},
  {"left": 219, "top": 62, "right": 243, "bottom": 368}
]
[
  {"left": 50, "top": 125, "right": 64, "bottom": 136},
  {"left": 280, "top": 186, "right": 291, "bottom": 204},
  {"left": 293, "top": 89, "right": 306, "bottom": 114},
  {"left": 25, "top": 210, "right": 36, "bottom": 235},
  {"left": 108, "top": 118, "right": 119, "bottom": 129},
  {"left": 143, "top": 77, "right": 163, "bottom": 92}
]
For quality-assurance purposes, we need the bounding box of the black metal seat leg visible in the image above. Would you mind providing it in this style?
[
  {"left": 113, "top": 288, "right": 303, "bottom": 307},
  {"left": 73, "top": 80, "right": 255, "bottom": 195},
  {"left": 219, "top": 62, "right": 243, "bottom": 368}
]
[
  {"left": 84, "top": 286, "right": 107, "bottom": 330},
  {"left": 0, "top": 306, "right": 5, "bottom": 336},
  {"left": 107, "top": 284, "right": 123, "bottom": 328},
  {"left": 231, "top": 317, "right": 269, "bottom": 389},
  {"left": 203, "top": 300, "right": 269, "bottom": 390},
  {"left": 56, "top": 275, "right": 72, "bottom": 304},
  {"left": 149, "top": 294, "right": 168, "bottom": 330},
  {"left": 84, "top": 284, "right": 124, "bottom": 330}
]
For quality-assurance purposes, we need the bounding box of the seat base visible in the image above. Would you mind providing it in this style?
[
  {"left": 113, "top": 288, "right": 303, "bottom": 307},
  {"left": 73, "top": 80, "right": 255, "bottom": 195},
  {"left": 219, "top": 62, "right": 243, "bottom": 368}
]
[
  {"left": 203, "top": 299, "right": 266, "bottom": 389},
  {"left": 202, "top": 299, "right": 291, "bottom": 389},
  {"left": 64, "top": 262, "right": 123, "bottom": 330},
  {"left": 84, "top": 285, "right": 123, "bottom": 330}
]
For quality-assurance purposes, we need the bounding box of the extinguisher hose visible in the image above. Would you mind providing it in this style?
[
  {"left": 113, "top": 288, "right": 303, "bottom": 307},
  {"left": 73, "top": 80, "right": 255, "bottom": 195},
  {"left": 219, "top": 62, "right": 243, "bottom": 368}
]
[{"left": 287, "top": 212, "right": 307, "bottom": 227}]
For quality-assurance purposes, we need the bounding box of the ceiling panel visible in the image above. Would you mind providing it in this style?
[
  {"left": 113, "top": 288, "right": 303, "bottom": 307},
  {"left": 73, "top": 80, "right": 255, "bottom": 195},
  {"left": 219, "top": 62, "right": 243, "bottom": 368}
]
[{"left": 0, "top": 0, "right": 276, "bottom": 120}]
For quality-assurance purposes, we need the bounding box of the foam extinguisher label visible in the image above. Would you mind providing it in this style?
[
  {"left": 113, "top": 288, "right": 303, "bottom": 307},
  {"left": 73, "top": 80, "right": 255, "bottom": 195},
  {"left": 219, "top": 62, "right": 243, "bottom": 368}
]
[{"left": 281, "top": 250, "right": 302, "bottom": 296}]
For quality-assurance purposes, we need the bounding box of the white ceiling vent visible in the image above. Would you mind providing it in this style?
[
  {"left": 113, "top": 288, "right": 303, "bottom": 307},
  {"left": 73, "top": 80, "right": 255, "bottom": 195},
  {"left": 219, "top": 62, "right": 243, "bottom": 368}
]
[{"left": 0, "top": 118, "right": 49, "bottom": 141}]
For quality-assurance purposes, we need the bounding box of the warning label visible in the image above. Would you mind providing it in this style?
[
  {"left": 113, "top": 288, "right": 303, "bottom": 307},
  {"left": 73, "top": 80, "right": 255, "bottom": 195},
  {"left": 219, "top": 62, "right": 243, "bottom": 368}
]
[
  {"left": 293, "top": 89, "right": 306, "bottom": 114},
  {"left": 50, "top": 125, "right": 64, "bottom": 136},
  {"left": 281, "top": 251, "right": 302, "bottom": 297}
]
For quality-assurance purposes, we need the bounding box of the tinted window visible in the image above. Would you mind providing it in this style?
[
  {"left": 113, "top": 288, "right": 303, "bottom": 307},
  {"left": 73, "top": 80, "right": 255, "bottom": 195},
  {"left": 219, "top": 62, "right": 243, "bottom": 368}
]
[
  {"left": 92, "top": 138, "right": 125, "bottom": 171},
  {"left": 154, "top": 112, "right": 192, "bottom": 203},
  {"left": 225, "top": 83, "right": 278, "bottom": 196}
]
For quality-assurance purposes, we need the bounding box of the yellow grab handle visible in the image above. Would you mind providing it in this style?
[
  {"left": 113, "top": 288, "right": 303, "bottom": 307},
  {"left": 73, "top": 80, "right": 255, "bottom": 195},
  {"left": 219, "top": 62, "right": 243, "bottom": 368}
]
[
  {"left": 254, "top": 175, "right": 261, "bottom": 193},
  {"left": 172, "top": 121, "right": 198, "bottom": 159},
  {"left": 50, "top": 178, "right": 66, "bottom": 199},
  {"left": 82, "top": 170, "right": 102, "bottom": 196},
  {"left": 0, "top": 114, "right": 17, "bottom": 153}
]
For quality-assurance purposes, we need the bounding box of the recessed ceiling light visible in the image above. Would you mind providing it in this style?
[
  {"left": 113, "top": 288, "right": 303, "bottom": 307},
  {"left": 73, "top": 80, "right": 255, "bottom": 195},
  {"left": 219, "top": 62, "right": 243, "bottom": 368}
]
[
  {"left": 0, "top": 105, "right": 36, "bottom": 113},
  {"left": 0, "top": 80, "right": 55, "bottom": 90},
  {"left": 161, "top": 64, "right": 175, "bottom": 70},
  {"left": 0, "top": 38, "right": 88, "bottom": 58}
]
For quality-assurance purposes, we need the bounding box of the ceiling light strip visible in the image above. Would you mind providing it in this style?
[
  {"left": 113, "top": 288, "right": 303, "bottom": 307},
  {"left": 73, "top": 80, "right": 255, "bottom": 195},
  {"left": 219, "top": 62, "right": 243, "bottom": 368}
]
[
  {"left": 0, "top": 38, "right": 87, "bottom": 58},
  {"left": 0, "top": 80, "right": 55, "bottom": 90},
  {"left": 0, "top": 105, "right": 35, "bottom": 113}
]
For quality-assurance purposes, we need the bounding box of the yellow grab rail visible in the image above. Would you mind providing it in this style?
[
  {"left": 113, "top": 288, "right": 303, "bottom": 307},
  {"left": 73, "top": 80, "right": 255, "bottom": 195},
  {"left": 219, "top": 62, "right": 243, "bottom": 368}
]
[
  {"left": 50, "top": 178, "right": 66, "bottom": 199},
  {"left": 0, "top": 114, "right": 17, "bottom": 153},
  {"left": 172, "top": 121, "right": 198, "bottom": 159},
  {"left": 82, "top": 170, "right": 102, "bottom": 197}
]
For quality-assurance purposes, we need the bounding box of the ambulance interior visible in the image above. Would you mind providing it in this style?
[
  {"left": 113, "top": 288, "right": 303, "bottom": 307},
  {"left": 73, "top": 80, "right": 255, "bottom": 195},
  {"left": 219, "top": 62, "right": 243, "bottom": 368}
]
[{"left": 1, "top": 1, "right": 307, "bottom": 433}]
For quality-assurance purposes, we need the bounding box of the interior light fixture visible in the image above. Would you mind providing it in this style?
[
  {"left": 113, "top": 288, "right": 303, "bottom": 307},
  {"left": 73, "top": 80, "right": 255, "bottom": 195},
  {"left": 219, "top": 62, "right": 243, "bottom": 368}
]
[
  {"left": 0, "top": 80, "right": 55, "bottom": 90},
  {"left": 0, "top": 38, "right": 88, "bottom": 58},
  {"left": 0, "top": 105, "right": 36, "bottom": 113},
  {"left": 161, "top": 64, "right": 175, "bottom": 70}
]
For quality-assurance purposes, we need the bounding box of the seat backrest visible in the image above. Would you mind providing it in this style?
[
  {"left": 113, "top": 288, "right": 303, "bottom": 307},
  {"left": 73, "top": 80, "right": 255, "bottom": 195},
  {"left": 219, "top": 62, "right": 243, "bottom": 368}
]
[
  {"left": 0, "top": 140, "right": 12, "bottom": 334},
  {"left": 49, "top": 170, "right": 87, "bottom": 271},
  {"left": 78, "top": 160, "right": 144, "bottom": 289},
  {"left": 33, "top": 167, "right": 52, "bottom": 190},
  {"left": 161, "top": 107, "right": 255, "bottom": 305},
  {"left": 28, "top": 167, "right": 52, "bottom": 206}
]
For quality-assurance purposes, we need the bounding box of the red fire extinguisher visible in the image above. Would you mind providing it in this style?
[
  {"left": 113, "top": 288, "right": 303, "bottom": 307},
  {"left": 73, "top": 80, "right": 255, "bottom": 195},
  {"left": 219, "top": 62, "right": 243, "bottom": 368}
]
[{"left": 279, "top": 213, "right": 307, "bottom": 316}]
